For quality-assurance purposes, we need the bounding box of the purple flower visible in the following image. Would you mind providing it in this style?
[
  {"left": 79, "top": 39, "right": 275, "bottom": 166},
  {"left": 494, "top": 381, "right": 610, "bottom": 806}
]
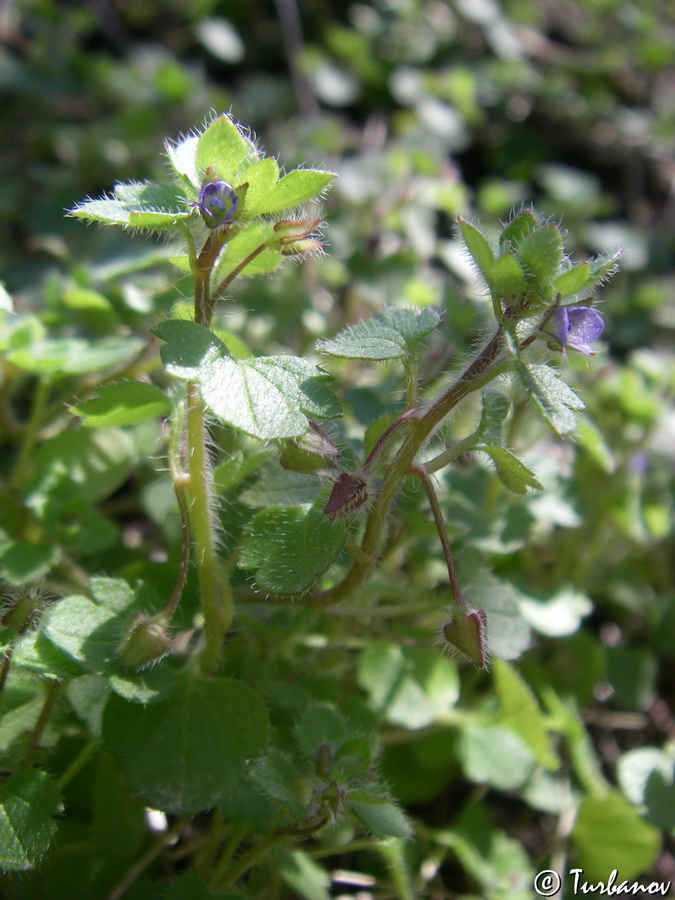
[
  {"left": 549, "top": 305, "right": 605, "bottom": 355},
  {"left": 196, "top": 180, "right": 238, "bottom": 228}
]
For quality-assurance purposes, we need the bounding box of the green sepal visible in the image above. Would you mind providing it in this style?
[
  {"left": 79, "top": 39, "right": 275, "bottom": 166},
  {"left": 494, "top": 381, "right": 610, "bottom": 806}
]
[
  {"left": 457, "top": 216, "right": 495, "bottom": 284},
  {"left": 517, "top": 222, "right": 564, "bottom": 284},
  {"left": 489, "top": 251, "right": 526, "bottom": 297},
  {"left": 499, "top": 207, "right": 538, "bottom": 249},
  {"left": 554, "top": 262, "right": 591, "bottom": 297}
]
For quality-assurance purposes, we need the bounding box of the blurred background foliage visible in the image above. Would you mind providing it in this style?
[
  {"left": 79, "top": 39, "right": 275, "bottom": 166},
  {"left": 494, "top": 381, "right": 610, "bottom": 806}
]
[{"left": 1, "top": 0, "right": 674, "bottom": 895}]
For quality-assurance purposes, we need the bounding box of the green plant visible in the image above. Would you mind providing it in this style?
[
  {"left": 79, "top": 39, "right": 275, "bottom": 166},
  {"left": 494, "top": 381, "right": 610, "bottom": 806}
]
[{"left": 1, "top": 112, "right": 668, "bottom": 900}]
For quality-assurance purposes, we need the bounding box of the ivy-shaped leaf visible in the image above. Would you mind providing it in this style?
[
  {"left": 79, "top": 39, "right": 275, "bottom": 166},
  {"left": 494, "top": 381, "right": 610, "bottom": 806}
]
[
  {"left": 316, "top": 307, "right": 439, "bottom": 361},
  {"left": 194, "top": 113, "right": 258, "bottom": 184},
  {"left": 0, "top": 769, "right": 62, "bottom": 871},
  {"left": 239, "top": 495, "right": 347, "bottom": 594},
  {"left": 153, "top": 320, "right": 339, "bottom": 440},
  {"left": 479, "top": 446, "right": 543, "bottom": 494},
  {"left": 103, "top": 671, "right": 271, "bottom": 813},
  {"left": 69, "top": 181, "right": 191, "bottom": 231},
  {"left": 505, "top": 329, "right": 584, "bottom": 436}
]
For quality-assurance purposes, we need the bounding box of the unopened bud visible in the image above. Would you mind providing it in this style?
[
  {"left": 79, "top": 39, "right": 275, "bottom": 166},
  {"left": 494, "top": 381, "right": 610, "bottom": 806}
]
[
  {"left": 280, "top": 421, "right": 340, "bottom": 473},
  {"left": 118, "top": 614, "right": 171, "bottom": 670},
  {"left": 441, "top": 607, "right": 489, "bottom": 669},
  {"left": 323, "top": 471, "right": 368, "bottom": 521}
]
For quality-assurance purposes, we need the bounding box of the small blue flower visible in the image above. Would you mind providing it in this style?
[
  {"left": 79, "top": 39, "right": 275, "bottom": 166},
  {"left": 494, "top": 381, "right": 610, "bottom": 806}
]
[
  {"left": 195, "top": 179, "right": 238, "bottom": 229},
  {"left": 549, "top": 305, "right": 605, "bottom": 355}
]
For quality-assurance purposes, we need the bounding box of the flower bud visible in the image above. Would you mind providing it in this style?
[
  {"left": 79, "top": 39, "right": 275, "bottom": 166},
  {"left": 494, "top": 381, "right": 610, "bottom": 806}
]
[
  {"left": 323, "top": 471, "right": 369, "bottom": 520},
  {"left": 280, "top": 421, "right": 341, "bottom": 474},
  {"left": 118, "top": 614, "right": 171, "bottom": 670},
  {"left": 194, "top": 169, "right": 241, "bottom": 228},
  {"left": 440, "top": 607, "right": 489, "bottom": 669},
  {"left": 273, "top": 218, "right": 321, "bottom": 244},
  {"left": 1, "top": 585, "right": 53, "bottom": 633}
]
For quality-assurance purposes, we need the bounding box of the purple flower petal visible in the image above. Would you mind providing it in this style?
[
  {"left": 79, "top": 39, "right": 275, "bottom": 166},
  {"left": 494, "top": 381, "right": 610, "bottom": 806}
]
[
  {"left": 566, "top": 307, "right": 604, "bottom": 355},
  {"left": 197, "top": 180, "right": 238, "bottom": 228},
  {"left": 547, "top": 305, "right": 604, "bottom": 355},
  {"left": 550, "top": 307, "right": 571, "bottom": 346}
]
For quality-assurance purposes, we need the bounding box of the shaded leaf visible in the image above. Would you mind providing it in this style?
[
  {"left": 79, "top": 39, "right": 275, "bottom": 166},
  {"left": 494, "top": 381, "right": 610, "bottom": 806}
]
[
  {"left": 0, "top": 769, "right": 62, "bottom": 871},
  {"left": 71, "top": 382, "right": 170, "bottom": 428},
  {"left": 239, "top": 497, "right": 346, "bottom": 593},
  {"left": 571, "top": 791, "right": 661, "bottom": 883},
  {"left": 479, "top": 445, "right": 543, "bottom": 494},
  {"left": 103, "top": 671, "right": 270, "bottom": 813},
  {"left": 317, "top": 307, "right": 439, "bottom": 361}
]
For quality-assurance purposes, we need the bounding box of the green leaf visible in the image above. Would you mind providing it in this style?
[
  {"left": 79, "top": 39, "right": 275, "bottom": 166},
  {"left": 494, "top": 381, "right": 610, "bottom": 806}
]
[
  {"left": 316, "top": 306, "right": 439, "bottom": 361},
  {"left": 235, "top": 157, "right": 280, "bottom": 217},
  {"left": 499, "top": 208, "right": 538, "bottom": 249},
  {"left": 69, "top": 181, "right": 191, "bottom": 231},
  {"left": 165, "top": 133, "right": 200, "bottom": 191},
  {"left": 264, "top": 168, "right": 335, "bottom": 214},
  {"left": 71, "top": 382, "right": 170, "bottom": 427},
  {"left": 12, "top": 629, "right": 84, "bottom": 679},
  {"left": 493, "top": 659, "right": 558, "bottom": 769},
  {"left": 475, "top": 390, "right": 511, "bottom": 445},
  {"left": 357, "top": 642, "right": 459, "bottom": 729},
  {"left": 195, "top": 113, "right": 257, "bottom": 183},
  {"left": 517, "top": 222, "right": 564, "bottom": 283},
  {"left": 575, "top": 415, "right": 616, "bottom": 473},
  {"left": 456, "top": 217, "right": 495, "bottom": 283},
  {"left": 571, "top": 791, "right": 661, "bottom": 883},
  {"left": 460, "top": 723, "right": 536, "bottom": 789},
  {"left": 7, "top": 335, "right": 145, "bottom": 375},
  {"left": 102, "top": 671, "right": 270, "bottom": 813},
  {"left": 26, "top": 428, "right": 136, "bottom": 519},
  {"left": 61, "top": 285, "right": 118, "bottom": 332},
  {"left": 587, "top": 249, "right": 622, "bottom": 286},
  {"left": 617, "top": 747, "right": 675, "bottom": 830},
  {"left": 153, "top": 320, "right": 339, "bottom": 440},
  {"left": 506, "top": 336, "right": 584, "bottom": 435},
  {"left": 0, "top": 769, "right": 62, "bottom": 870},
  {"left": 248, "top": 750, "right": 304, "bottom": 817},
  {"left": 239, "top": 463, "right": 322, "bottom": 508},
  {"left": 488, "top": 251, "right": 525, "bottom": 297},
  {"left": 294, "top": 706, "right": 349, "bottom": 761},
  {"left": 347, "top": 792, "right": 412, "bottom": 839},
  {"left": 211, "top": 221, "right": 281, "bottom": 289},
  {"left": 479, "top": 446, "right": 543, "bottom": 494},
  {"left": 239, "top": 497, "right": 346, "bottom": 594},
  {"left": 42, "top": 592, "right": 134, "bottom": 675},
  {"left": 457, "top": 560, "right": 532, "bottom": 660},
  {"left": 275, "top": 848, "right": 331, "bottom": 900},
  {"left": 0, "top": 540, "right": 59, "bottom": 583},
  {"left": 554, "top": 262, "right": 591, "bottom": 296}
]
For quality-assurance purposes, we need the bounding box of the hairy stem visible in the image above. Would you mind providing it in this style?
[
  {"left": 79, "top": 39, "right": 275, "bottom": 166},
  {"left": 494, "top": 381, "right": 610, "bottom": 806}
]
[
  {"left": 412, "top": 462, "right": 466, "bottom": 610},
  {"left": 9, "top": 375, "right": 50, "bottom": 490},
  {"left": 186, "top": 382, "right": 231, "bottom": 674},
  {"left": 317, "top": 328, "right": 508, "bottom": 605}
]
